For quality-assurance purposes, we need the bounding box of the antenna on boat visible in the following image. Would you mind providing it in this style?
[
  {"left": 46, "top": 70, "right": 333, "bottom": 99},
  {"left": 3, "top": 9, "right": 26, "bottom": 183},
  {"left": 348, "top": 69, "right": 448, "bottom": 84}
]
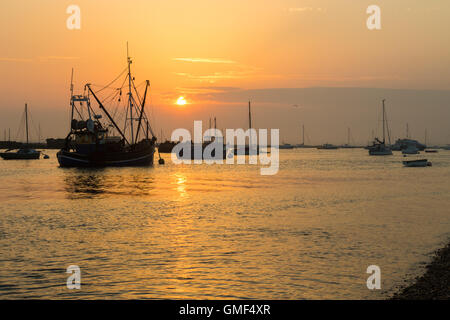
[
  {"left": 127, "top": 42, "right": 134, "bottom": 145},
  {"left": 69, "top": 68, "right": 75, "bottom": 127},
  {"left": 70, "top": 68, "right": 74, "bottom": 98}
]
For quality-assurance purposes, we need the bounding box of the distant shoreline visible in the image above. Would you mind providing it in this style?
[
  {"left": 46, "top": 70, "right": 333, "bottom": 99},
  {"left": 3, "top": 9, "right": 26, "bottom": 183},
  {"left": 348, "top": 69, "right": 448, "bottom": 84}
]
[{"left": 391, "top": 240, "right": 450, "bottom": 300}]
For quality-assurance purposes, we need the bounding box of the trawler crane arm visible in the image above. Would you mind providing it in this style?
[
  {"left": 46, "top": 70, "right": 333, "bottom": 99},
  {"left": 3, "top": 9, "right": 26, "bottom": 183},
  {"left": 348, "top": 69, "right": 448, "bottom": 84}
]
[
  {"left": 86, "top": 84, "right": 130, "bottom": 145},
  {"left": 135, "top": 80, "right": 150, "bottom": 142}
]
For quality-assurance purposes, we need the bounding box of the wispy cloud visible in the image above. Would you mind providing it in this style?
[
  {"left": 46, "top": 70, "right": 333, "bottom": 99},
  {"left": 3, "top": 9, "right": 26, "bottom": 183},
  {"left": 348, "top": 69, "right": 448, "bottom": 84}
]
[
  {"left": 0, "top": 57, "right": 33, "bottom": 62},
  {"left": 0, "top": 56, "right": 80, "bottom": 62},
  {"left": 174, "top": 71, "right": 251, "bottom": 83},
  {"left": 38, "top": 56, "right": 80, "bottom": 61},
  {"left": 173, "top": 86, "right": 240, "bottom": 95},
  {"left": 288, "top": 7, "right": 325, "bottom": 13},
  {"left": 173, "top": 58, "right": 236, "bottom": 64}
]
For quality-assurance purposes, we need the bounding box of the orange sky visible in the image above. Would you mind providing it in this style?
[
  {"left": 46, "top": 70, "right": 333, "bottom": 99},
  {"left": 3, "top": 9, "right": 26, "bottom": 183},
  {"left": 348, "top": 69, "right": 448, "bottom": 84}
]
[{"left": 0, "top": 0, "right": 449, "bottom": 144}]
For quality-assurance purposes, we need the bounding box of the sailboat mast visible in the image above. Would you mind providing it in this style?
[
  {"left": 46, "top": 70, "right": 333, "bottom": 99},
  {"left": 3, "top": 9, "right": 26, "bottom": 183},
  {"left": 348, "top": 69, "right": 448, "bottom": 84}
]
[
  {"left": 302, "top": 124, "right": 305, "bottom": 145},
  {"left": 127, "top": 43, "right": 134, "bottom": 145},
  {"left": 70, "top": 68, "right": 74, "bottom": 125},
  {"left": 382, "top": 99, "right": 385, "bottom": 144},
  {"left": 248, "top": 101, "right": 252, "bottom": 129},
  {"left": 25, "top": 103, "right": 29, "bottom": 145}
]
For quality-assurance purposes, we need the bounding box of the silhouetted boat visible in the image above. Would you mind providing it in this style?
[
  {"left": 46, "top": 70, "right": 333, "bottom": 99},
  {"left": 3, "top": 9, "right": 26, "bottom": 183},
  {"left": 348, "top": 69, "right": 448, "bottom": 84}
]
[
  {"left": 403, "top": 159, "right": 431, "bottom": 167},
  {"left": 279, "top": 143, "right": 294, "bottom": 149},
  {"left": 0, "top": 104, "right": 41, "bottom": 160},
  {"left": 234, "top": 101, "right": 260, "bottom": 155},
  {"left": 392, "top": 138, "right": 426, "bottom": 151},
  {"left": 175, "top": 141, "right": 229, "bottom": 160},
  {"left": 158, "top": 140, "right": 179, "bottom": 153},
  {"left": 57, "top": 49, "right": 156, "bottom": 167},
  {"left": 368, "top": 99, "right": 392, "bottom": 156},
  {"left": 402, "top": 145, "right": 420, "bottom": 155},
  {"left": 317, "top": 143, "right": 338, "bottom": 150}
]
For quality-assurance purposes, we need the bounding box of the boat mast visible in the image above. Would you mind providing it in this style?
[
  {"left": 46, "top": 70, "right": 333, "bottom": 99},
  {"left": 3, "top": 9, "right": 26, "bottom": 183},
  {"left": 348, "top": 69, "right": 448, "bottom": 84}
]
[
  {"left": 25, "top": 103, "right": 29, "bottom": 145},
  {"left": 382, "top": 99, "right": 386, "bottom": 144},
  {"left": 348, "top": 127, "right": 350, "bottom": 146},
  {"left": 127, "top": 43, "right": 134, "bottom": 145},
  {"left": 70, "top": 68, "right": 74, "bottom": 125},
  {"left": 248, "top": 101, "right": 252, "bottom": 129},
  {"left": 248, "top": 101, "right": 252, "bottom": 146},
  {"left": 87, "top": 84, "right": 129, "bottom": 145},
  {"left": 302, "top": 124, "right": 305, "bottom": 146},
  {"left": 134, "top": 80, "right": 150, "bottom": 143}
]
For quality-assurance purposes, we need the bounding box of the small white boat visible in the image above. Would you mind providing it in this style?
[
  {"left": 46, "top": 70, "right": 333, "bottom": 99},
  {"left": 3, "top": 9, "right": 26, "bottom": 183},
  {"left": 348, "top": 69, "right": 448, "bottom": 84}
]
[{"left": 402, "top": 159, "right": 431, "bottom": 167}]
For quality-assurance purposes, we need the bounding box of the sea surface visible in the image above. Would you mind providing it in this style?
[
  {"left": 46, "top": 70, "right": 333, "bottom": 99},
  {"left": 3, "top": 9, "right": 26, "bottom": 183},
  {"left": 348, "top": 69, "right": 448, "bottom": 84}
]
[{"left": 0, "top": 148, "right": 449, "bottom": 299}]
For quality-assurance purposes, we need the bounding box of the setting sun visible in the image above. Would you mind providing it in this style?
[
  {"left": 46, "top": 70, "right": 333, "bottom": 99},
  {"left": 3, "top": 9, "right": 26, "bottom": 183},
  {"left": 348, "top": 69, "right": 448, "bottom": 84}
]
[{"left": 176, "top": 96, "right": 187, "bottom": 106}]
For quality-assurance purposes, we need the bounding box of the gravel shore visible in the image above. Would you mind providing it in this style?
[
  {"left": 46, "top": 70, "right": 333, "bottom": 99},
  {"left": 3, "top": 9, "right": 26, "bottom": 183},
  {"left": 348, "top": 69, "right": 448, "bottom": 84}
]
[{"left": 391, "top": 241, "right": 450, "bottom": 300}]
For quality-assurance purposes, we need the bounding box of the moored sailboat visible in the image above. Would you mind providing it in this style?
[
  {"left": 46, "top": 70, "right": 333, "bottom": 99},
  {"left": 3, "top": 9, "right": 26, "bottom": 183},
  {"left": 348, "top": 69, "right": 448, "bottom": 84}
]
[
  {"left": 234, "top": 101, "right": 260, "bottom": 155},
  {"left": 0, "top": 103, "right": 41, "bottom": 160},
  {"left": 368, "top": 99, "right": 392, "bottom": 156}
]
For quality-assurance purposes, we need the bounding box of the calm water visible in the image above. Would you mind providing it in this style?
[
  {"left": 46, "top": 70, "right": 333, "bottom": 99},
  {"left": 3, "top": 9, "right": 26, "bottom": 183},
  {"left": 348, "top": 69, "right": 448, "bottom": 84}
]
[{"left": 0, "top": 148, "right": 449, "bottom": 299}]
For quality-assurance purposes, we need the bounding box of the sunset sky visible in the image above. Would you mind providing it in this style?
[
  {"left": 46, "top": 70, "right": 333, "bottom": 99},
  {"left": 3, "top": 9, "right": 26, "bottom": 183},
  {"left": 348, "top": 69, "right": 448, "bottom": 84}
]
[{"left": 0, "top": 0, "right": 449, "bottom": 144}]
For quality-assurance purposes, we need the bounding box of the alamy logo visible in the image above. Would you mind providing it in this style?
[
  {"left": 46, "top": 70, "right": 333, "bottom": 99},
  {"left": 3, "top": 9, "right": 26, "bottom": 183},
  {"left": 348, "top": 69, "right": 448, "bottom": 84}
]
[
  {"left": 366, "top": 265, "right": 381, "bottom": 290},
  {"left": 66, "top": 265, "right": 81, "bottom": 289},
  {"left": 366, "top": 5, "right": 381, "bottom": 30},
  {"left": 66, "top": 5, "right": 81, "bottom": 30},
  {"left": 171, "top": 121, "right": 279, "bottom": 175}
]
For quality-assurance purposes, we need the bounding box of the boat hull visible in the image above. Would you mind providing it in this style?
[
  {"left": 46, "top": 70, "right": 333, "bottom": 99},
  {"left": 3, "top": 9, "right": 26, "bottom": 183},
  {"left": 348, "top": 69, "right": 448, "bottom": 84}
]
[
  {"left": 403, "top": 159, "right": 429, "bottom": 167},
  {"left": 57, "top": 148, "right": 154, "bottom": 167},
  {"left": 0, "top": 151, "right": 41, "bottom": 160},
  {"left": 369, "top": 150, "right": 393, "bottom": 155},
  {"left": 176, "top": 144, "right": 229, "bottom": 160}
]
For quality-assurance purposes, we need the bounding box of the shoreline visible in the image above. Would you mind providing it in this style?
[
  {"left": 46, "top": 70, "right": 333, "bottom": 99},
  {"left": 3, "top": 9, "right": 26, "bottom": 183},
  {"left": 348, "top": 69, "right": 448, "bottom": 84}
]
[{"left": 391, "top": 240, "right": 450, "bottom": 300}]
